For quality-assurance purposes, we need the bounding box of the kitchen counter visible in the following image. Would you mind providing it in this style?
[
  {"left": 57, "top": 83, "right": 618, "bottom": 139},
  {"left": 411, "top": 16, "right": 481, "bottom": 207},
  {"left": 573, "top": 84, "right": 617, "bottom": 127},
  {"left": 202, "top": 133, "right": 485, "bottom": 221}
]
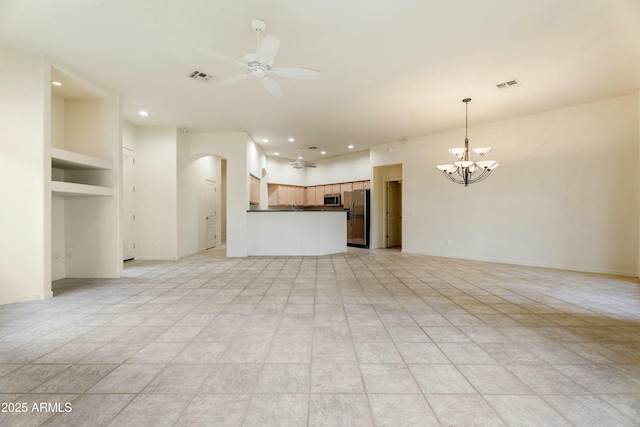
[
  {"left": 248, "top": 207, "right": 347, "bottom": 212},
  {"left": 247, "top": 210, "right": 347, "bottom": 256}
]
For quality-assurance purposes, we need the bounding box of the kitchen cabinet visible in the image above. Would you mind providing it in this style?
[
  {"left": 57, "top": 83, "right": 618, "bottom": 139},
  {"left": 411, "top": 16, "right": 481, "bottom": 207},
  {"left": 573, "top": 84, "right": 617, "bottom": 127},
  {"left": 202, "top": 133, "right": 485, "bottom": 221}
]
[
  {"left": 305, "top": 186, "right": 316, "bottom": 206},
  {"left": 340, "top": 182, "right": 353, "bottom": 202},
  {"left": 249, "top": 174, "right": 260, "bottom": 205},
  {"left": 268, "top": 184, "right": 288, "bottom": 205},
  {"left": 268, "top": 184, "right": 307, "bottom": 206},
  {"left": 287, "top": 186, "right": 296, "bottom": 205},
  {"left": 295, "top": 186, "right": 304, "bottom": 206},
  {"left": 315, "top": 186, "right": 325, "bottom": 206},
  {"left": 267, "top": 181, "right": 371, "bottom": 207}
]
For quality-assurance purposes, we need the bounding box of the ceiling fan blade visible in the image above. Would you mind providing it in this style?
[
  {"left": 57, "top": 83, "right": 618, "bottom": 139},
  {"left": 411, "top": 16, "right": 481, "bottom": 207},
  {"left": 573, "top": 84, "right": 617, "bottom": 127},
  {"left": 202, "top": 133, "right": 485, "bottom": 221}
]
[
  {"left": 306, "top": 163, "right": 317, "bottom": 168},
  {"left": 272, "top": 67, "right": 321, "bottom": 80},
  {"left": 193, "top": 47, "right": 243, "bottom": 66},
  {"left": 257, "top": 35, "right": 280, "bottom": 64},
  {"left": 262, "top": 76, "right": 283, "bottom": 98},
  {"left": 215, "top": 73, "right": 249, "bottom": 87}
]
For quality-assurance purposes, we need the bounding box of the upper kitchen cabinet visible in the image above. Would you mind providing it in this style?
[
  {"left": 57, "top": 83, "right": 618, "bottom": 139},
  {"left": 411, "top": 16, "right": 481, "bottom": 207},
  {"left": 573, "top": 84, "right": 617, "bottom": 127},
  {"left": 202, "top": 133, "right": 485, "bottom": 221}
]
[
  {"left": 49, "top": 64, "right": 121, "bottom": 281},
  {"left": 314, "top": 185, "right": 325, "bottom": 206},
  {"left": 250, "top": 174, "right": 260, "bottom": 205}
]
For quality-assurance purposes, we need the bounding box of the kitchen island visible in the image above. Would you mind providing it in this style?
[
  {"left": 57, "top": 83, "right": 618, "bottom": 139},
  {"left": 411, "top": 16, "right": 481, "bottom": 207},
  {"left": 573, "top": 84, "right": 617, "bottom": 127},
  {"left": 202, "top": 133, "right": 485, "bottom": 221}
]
[{"left": 247, "top": 210, "right": 347, "bottom": 256}]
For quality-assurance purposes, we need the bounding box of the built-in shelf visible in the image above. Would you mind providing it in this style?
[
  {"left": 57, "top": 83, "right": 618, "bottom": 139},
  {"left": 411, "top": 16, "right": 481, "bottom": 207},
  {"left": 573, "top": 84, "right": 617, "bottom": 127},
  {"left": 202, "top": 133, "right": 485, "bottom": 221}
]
[
  {"left": 51, "top": 147, "right": 113, "bottom": 170},
  {"left": 51, "top": 181, "right": 114, "bottom": 197}
]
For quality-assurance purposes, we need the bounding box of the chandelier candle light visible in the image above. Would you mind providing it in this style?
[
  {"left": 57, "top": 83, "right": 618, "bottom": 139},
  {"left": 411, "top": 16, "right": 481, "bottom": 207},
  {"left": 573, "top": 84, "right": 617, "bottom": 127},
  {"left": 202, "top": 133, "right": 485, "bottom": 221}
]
[{"left": 436, "top": 98, "right": 498, "bottom": 186}]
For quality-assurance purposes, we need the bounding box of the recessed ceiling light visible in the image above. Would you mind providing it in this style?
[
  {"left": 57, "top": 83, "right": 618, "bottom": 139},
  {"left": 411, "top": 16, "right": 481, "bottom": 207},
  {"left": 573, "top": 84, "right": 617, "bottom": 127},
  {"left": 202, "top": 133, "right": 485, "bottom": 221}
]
[
  {"left": 51, "top": 81, "right": 62, "bottom": 86},
  {"left": 274, "top": 152, "right": 279, "bottom": 156},
  {"left": 348, "top": 145, "right": 354, "bottom": 149},
  {"left": 138, "top": 110, "right": 148, "bottom": 117},
  {"left": 297, "top": 155, "right": 303, "bottom": 160},
  {"left": 321, "top": 151, "right": 326, "bottom": 155},
  {"left": 262, "top": 138, "right": 269, "bottom": 143},
  {"left": 288, "top": 138, "right": 294, "bottom": 142}
]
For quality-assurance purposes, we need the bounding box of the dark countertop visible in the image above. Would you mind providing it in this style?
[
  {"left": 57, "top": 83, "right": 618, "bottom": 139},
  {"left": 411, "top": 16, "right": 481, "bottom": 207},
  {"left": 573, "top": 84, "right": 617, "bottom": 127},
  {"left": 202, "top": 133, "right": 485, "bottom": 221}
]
[{"left": 248, "top": 208, "right": 348, "bottom": 212}]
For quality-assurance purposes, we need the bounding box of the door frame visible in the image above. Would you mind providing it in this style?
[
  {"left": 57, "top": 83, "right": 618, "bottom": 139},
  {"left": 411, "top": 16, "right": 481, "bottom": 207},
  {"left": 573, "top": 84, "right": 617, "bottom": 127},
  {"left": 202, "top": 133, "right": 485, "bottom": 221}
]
[
  {"left": 122, "top": 147, "right": 136, "bottom": 261},
  {"left": 205, "top": 179, "right": 216, "bottom": 250},
  {"left": 385, "top": 179, "right": 402, "bottom": 248}
]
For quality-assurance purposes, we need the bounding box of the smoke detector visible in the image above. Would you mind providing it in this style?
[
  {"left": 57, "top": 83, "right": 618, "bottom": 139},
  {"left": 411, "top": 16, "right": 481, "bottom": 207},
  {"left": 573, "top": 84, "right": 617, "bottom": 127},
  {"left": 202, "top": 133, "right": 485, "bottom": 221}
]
[
  {"left": 188, "top": 70, "right": 212, "bottom": 82},
  {"left": 496, "top": 79, "right": 520, "bottom": 89}
]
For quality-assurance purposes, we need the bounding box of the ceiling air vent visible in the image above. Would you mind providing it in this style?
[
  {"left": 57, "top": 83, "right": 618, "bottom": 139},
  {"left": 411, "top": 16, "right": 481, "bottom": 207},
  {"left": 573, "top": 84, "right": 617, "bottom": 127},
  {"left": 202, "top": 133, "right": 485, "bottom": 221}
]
[
  {"left": 496, "top": 79, "right": 520, "bottom": 89},
  {"left": 188, "top": 70, "right": 212, "bottom": 82},
  {"left": 308, "top": 146, "right": 318, "bottom": 150}
]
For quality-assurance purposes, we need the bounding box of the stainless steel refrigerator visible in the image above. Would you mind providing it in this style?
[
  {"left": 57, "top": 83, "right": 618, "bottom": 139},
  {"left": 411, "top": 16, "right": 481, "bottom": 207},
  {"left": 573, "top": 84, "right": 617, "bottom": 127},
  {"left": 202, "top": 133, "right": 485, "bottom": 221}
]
[{"left": 344, "top": 189, "right": 370, "bottom": 248}]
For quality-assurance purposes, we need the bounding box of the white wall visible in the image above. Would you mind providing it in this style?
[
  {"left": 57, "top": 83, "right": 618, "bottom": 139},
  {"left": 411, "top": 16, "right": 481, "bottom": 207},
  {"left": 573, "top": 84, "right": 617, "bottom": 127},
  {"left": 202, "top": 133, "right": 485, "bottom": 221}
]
[
  {"left": 266, "top": 150, "right": 371, "bottom": 187},
  {"left": 51, "top": 93, "right": 65, "bottom": 148},
  {"left": 305, "top": 150, "right": 371, "bottom": 185},
  {"left": 247, "top": 139, "right": 269, "bottom": 209},
  {"left": 0, "top": 46, "right": 51, "bottom": 304},
  {"left": 265, "top": 156, "right": 308, "bottom": 187},
  {"left": 177, "top": 135, "right": 220, "bottom": 258},
  {"left": 186, "top": 131, "right": 250, "bottom": 257},
  {"left": 372, "top": 94, "right": 639, "bottom": 276},
  {"left": 61, "top": 92, "right": 122, "bottom": 278},
  {"left": 123, "top": 120, "right": 137, "bottom": 150},
  {"left": 136, "top": 127, "right": 178, "bottom": 260},
  {"left": 51, "top": 93, "right": 66, "bottom": 280}
]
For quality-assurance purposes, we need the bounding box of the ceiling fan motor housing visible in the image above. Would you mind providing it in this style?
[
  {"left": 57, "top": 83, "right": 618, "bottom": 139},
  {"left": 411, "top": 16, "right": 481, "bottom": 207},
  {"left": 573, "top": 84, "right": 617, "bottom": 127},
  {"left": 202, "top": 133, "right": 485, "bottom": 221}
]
[{"left": 248, "top": 61, "right": 269, "bottom": 78}]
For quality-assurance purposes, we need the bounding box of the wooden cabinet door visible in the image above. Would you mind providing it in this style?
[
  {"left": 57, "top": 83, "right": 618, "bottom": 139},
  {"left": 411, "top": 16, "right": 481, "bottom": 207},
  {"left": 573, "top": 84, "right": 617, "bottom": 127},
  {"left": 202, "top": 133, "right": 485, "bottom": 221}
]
[
  {"left": 250, "top": 175, "right": 260, "bottom": 204},
  {"left": 353, "top": 181, "right": 364, "bottom": 190},
  {"left": 363, "top": 180, "right": 371, "bottom": 189},
  {"left": 268, "top": 184, "right": 279, "bottom": 206},
  {"left": 331, "top": 184, "right": 341, "bottom": 194},
  {"left": 287, "top": 186, "right": 296, "bottom": 205},
  {"left": 305, "top": 186, "right": 316, "bottom": 206},
  {"left": 295, "top": 186, "right": 304, "bottom": 206},
  {"left": 315, "top": 186, "right": 325, "bottom": 205},
  {"left": 340, "top": 182, "right": 353, "bottom": 200},
  {"left": 277, "top": 185, "right": 289, "bottom": 205}
]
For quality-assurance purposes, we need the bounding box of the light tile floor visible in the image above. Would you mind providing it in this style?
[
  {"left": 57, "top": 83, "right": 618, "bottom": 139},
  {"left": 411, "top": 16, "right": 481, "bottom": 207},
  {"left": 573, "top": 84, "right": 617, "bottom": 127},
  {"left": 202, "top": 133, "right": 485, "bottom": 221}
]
[{"left": 1, "top": 247, "right": 640, "bottom": 426}]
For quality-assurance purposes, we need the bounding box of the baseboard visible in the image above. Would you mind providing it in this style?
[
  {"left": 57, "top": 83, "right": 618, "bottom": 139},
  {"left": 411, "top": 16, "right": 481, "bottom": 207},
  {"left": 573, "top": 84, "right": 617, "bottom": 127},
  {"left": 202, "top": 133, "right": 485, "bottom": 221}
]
[
  {"left": 177, "top": 249, "right": 200, "bottom": 259},
  {"left": 401, "top": 249, "right": 638, "bottom": 278},
  {"left": 0, "top": 291, "right": 53, "bottom": 306}
]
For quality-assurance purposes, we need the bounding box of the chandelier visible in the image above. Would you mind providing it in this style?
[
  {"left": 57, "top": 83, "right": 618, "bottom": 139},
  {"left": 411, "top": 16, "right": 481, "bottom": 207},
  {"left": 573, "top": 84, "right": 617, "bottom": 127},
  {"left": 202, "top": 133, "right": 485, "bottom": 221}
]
[{"left": 436, "top": 98, "right": 498, "bottom": 186}]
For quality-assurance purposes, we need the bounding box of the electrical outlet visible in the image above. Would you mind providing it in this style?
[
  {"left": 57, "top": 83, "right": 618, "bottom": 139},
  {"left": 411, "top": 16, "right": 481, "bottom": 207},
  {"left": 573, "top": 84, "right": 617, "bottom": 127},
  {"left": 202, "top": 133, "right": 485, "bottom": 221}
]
[{"left": 445, "top": 240, "right": 452, "bottom": 246}]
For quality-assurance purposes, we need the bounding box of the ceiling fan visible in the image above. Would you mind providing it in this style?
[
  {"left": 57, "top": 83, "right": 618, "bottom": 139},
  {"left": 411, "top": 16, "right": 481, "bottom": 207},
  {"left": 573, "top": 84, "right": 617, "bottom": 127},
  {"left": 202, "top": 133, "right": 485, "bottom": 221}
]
[
  {"left": 194, "top": 19, "right": 320, "bottom": 98},
  {"left": 289, "top": 149, "right": 316, "bottom": 169}
]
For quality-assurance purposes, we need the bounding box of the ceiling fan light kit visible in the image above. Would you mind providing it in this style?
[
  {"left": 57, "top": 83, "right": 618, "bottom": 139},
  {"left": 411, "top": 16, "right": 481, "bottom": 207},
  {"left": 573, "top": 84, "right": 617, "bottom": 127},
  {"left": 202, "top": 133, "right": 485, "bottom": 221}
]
[
  {"left": 194, "top": 18, "right": 320, "bottom": 98},
  {"left": 436, "top": 98, "right": 498, "bottom": 187},
  {"left": 288, "top": 149, "right": 317, "bottom": 168}
]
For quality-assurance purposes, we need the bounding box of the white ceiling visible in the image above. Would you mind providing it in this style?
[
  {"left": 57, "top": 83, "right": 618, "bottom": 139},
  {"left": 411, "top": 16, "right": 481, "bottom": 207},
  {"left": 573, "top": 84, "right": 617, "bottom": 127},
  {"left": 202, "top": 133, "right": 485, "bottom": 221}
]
[{"left": 2, "top": 0, "right": 639, "bottom": 161}]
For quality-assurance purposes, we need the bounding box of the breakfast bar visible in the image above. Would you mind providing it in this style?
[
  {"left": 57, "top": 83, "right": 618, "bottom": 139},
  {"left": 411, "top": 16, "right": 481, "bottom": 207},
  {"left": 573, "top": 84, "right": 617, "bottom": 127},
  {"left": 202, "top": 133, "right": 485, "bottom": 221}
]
[{"left": 247, "top": 210, "right": 347, "bottom": 256}]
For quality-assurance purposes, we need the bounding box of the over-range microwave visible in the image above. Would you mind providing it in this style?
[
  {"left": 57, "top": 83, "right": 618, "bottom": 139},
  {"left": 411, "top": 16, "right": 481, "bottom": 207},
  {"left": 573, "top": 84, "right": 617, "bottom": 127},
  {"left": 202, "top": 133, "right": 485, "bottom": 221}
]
[{"left": 324, "top": 194, "right": 341, "bottom": 206}]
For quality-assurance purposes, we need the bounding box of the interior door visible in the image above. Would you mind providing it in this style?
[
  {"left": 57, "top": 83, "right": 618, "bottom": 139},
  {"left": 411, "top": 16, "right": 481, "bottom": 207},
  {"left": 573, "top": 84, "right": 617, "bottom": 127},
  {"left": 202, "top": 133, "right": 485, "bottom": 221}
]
[
  {"left": 206, "top": 179, "right": 216, "bottom": 249},
  {"left": 386, "top": 180, "right": 402, "bottom": 248},
  {"left": 122, "top": 147, "right": 135, "bottom": 260}
]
